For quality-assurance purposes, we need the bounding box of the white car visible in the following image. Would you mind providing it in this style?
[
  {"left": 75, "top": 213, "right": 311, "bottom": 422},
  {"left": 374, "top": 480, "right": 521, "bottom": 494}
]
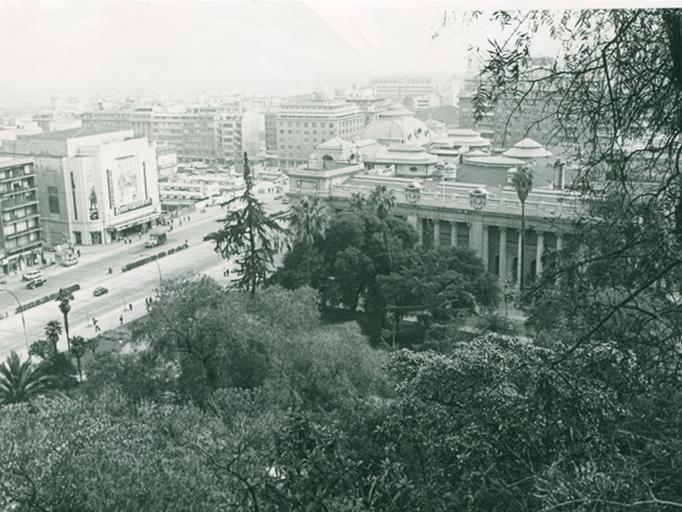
[{"left": 22, "top": 269, "right": 42, "bottom": 282}]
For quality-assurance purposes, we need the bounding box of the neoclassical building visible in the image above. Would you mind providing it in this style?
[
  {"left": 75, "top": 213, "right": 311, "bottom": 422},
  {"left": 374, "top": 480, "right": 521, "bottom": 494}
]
[{"left": 286, "top": 136, "right": 580, "bottom": 288}]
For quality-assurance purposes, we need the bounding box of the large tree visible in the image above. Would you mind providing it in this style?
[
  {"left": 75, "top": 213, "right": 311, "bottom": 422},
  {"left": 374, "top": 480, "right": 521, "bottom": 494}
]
[
  {"left": 55, "top": 288, "right": 74, "bottom": 353},
  {"left": 0, "top": 352, "right": 53, "bottom": 406},
  {"left": 288, "top": 196, "right": 329, "bottom": 285},
  {"left": 206, "top": 152, "right": 284, "bottom": 298},
  {"left": 511, "top": 165, "right": 534, "bottom": 290}
]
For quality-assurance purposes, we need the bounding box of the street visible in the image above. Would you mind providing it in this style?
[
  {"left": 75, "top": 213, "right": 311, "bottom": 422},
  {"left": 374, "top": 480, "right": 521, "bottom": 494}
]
[{"left": 0, "top": 195, "right": 287, "bottom": 359}]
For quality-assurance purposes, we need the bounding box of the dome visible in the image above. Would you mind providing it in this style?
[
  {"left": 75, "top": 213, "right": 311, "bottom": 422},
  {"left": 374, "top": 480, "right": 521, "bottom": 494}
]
[
  {"left": 445, "top": 128, "right": 491, "bottom": 148},
  {"left": 363, "top": 104, "right": 432, "bottom": 147},
  {"left": 502, "top": 138, "right": 553, "bottom": 159}
]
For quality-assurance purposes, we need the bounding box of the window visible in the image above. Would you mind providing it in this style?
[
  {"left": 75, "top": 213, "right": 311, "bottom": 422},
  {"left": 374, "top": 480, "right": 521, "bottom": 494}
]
[{"left": 47, "top": 186, "right": 60, "bottom": 214}]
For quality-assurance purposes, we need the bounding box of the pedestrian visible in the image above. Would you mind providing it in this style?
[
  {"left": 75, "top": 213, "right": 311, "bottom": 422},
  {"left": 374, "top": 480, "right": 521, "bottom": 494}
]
[
  {"left": 129, "top": 303, "right": 133, "bottom": 311},
  {"left": 119, "top": 314, "right": 124, "bottom": 325},
  {"left": 77, "top": 249, "right": 81, "bottom": 257}
]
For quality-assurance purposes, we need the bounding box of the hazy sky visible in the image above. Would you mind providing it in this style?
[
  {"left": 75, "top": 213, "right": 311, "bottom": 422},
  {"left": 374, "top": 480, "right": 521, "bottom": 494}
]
[
  {"left": 0, "top": 1, "right": 490, "bottom": 101},
  {"left": 0, "top": 0, "right": 666, "bottom": 102}
]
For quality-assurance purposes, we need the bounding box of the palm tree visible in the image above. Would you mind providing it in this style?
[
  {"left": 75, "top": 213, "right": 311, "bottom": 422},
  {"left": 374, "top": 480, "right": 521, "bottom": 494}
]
[
  {"left": 368, "top": 185, "right": 397, "bottom": 268},
  {"left": 45, "top": 320, "right": 62, "bottom": 353},
  {"left": 512, "top": 165, "right": 534, "bottom": 290},
  {"left": 349, "top": 191, "right": 367, "bottom": 211},
  {"left": 70, "top": 335, "right": 92, "bottom": 383},
  {"left": 56, "top": 288, "right": 74, "bottom": 353},
  {"left": 0, "top": 351, "right": 53, "bottom": 405},
  {"left": 289, "top": 196, "right": 329, "bottom": 284}
]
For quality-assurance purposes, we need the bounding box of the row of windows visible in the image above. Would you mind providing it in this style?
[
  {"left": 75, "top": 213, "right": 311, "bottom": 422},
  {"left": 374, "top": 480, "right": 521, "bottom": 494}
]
[
  {"left": 3, "top": 231, "right": 39, "bottom": 250},
  {"left": 2, "top": 205, "right": 38, "bottom": 222},
  {"left": 3, "top": 217, "right": 39, "bottom": 236},
  {"left": 0, "top": 165, "right": 32, "bottom": 181}
]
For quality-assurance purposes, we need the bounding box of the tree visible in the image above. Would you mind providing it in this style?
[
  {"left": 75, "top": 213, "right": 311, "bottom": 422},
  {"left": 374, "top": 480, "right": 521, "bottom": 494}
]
[
  {"left": 288, "top": 196, "right": 329, "bottom": 285},
  {"left": 28, "top": 321, "right": 62, "bottom": 361},
  {"left": 206, "top": 152, "right": 284, "bottom": 298},
  {"left": 511, "top": 165, "right": 533, "bottom": 291},
  {"left": 378, "top": 246, "right": 499, "bottom": 344},
  {"left": 0, "top": 352, "right": 53, "bottom": 405},
  {"left": 368, "top": 184, "right": 397, "bottom": 268},
  {"left": 70, "top": 335, "right": 98, "bottom": 383},
  {"left": 55, "top": 288, "right": 74, "bottom": 353}
]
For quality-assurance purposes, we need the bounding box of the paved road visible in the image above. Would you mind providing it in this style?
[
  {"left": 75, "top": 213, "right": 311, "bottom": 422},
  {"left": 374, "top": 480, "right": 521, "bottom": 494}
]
[{"left": 0, "top": 194, "right": 287, "bottom": 360}]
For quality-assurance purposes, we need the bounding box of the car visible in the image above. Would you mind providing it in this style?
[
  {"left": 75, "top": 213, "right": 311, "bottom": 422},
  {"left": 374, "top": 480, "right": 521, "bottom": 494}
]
[
  {"left": 26, "top": 277, "right": 46, "bottom": 289},
  {"left": 61, "top": 257, "right": 78, "bottom": 267},
  {"left": 22, "top": 269, "right": 42, "bottom": 282},
  {"left": 93, "top": 286, "right": 109, "bottom": 297}
]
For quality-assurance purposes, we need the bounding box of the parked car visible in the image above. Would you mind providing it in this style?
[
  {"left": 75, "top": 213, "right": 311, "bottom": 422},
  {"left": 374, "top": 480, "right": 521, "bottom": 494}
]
[
  {"left": 93, "top": 286, "right": 108, "bottom": 297},
  {"left": 22, "top": 269, "right": 42, "bottom": 282},
  {"left": 26, "top": 277, "right": 46, "bottom": 289},
  {"left": 61, "top": 257, "right": 78, "bottom": 267}
]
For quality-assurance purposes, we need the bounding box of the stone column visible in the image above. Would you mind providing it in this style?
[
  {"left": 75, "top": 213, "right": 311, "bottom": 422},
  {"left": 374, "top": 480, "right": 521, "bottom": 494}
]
[
  {"left": 433, "top": 220, "right": 440, "bottom": 248},
  {"left": 516, "top": 229, "right": 523, "bottom": 291},
  {"left": 499, "top": 227, "right": 507, "bottom": 280},
  {"left": 469, "top": 221, "right": 483, "bottom": 259},
  {"left": 417, "top": 218, "right": 423, "bottom": 245},
  {"left": 482, "top": 224, "right": 489, "bottom": 271},
  {"left": 450, "top": 222, "right": 457, "bottom": 247},
  {"left": 557, "top": 233, "right": 564, "bottom": 252},
  {"left": 536, "top": 231, "right": 545, "bottom": 277}
]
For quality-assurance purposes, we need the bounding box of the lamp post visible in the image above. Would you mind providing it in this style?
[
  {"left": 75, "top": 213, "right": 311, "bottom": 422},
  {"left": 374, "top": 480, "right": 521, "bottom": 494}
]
[
  {"left": 0, "top": 288, "right": 30, "bottom": 354},
  {"left": 153, "top": 259, "right": 163, "bottom": 286}
]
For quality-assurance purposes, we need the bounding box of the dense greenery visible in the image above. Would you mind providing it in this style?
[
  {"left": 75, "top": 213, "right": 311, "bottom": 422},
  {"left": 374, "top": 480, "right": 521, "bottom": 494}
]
[{"left": 273, "top": 191, "right": 499, "bottom": 345}]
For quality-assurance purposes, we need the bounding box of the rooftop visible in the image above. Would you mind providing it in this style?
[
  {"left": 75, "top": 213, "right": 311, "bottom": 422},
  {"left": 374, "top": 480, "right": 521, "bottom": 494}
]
[{"left": 18, "top": 125, "right": 130, "bottom": 141}]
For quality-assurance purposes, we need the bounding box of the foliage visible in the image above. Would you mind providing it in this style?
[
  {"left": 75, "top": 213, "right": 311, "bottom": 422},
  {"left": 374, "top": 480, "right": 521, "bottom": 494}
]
[
  {"left": 0, "top": 352, "right": 54, "bottom": 406},
  {"left": 206, "top": 152, "right": 284, "bottom": 297},
  {"left": 55, "top": 288, "right": 74, "bottom": 351},
  {"left": 378, "top": 246, "right": 499, "bottom": 344},
  {"left": 289, "top": 196, "right": 329, "bottom": 285}
]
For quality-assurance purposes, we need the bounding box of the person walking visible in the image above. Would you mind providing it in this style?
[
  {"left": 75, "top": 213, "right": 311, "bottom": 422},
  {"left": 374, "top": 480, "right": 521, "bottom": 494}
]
[
  {"left": 128, "top": 303, "right": 133, "bottom": 311},
  {"left": 93, "top": 318, "right": 101, "bottom": 333},
  {"left": 119, "top": 314, "right": 124, "bottom": 325}
]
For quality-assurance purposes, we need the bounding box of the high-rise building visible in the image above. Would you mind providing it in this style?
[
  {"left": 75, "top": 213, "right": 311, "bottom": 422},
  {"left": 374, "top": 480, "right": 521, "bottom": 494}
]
[
  {"left": 276, "top": 94, "right": 365, "bottom": 167},
  {"left": 81, "top": 108, "right": 243, "bottom": 163},
  {"left": 370, "top": 76, "right": 439, "bottom": 102},
  {"left": 0, "top": 158, "right": 43, "bottom": 274},
  {"left": 1, "top": 127, "right": 161, "bottom": 246}
]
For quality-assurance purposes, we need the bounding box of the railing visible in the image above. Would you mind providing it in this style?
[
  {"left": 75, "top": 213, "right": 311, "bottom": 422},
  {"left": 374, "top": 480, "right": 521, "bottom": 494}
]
[{"left": 329, "top": 183, "right": 581, "bottom": 219}]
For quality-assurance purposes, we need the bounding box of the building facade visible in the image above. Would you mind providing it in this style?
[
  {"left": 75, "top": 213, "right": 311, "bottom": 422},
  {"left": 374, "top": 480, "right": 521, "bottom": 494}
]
[
  {"left": 81, "top": 108, "right": 243, "bottom": 163},
  {"left": 0, "top": 158, "right": 43, "bottom": 274},
  {"left": 287, "top": 138, "right": 578, "bottom": 288},
  {"left": 276, "top": 94, "right": 365, "bottom": 168},
  {"left": 1, "top": 127, "right": 161, "bottom": 246},
  {"left": 370, "top": 76, "right": 438, "bottom": 102}
]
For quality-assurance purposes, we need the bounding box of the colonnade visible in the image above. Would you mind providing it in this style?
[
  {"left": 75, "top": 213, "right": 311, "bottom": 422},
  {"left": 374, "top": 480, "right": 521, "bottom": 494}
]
[{"left": 407, "top": 215, "right": 565, "bottom": 288}]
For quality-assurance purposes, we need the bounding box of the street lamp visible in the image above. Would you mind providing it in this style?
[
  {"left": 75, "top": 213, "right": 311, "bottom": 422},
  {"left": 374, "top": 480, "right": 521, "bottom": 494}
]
[
  {"left": 153, "top": 259, "right": 163, "bottom": 286},
  {"left": 0, "top": 288, "right": 30, "bottom": 354}
]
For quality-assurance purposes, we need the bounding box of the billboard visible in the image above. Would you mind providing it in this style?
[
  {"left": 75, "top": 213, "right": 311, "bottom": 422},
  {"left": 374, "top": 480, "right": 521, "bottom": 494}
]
[{"left": 114, "top": 156, "right": 139, "bottom": 206}]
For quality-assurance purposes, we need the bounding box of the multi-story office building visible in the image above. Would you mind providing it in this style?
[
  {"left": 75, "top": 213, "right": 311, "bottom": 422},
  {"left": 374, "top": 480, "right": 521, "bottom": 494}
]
[
  {"left": 458, "top": 58, "right": 558, "bottom": 147},
  {"left": 276, "top": 94, "right": 365, "bottom": 168},
  {"left": 264, "top": 111, "right": 278, "bottom": 156},
  {"left": 342, "top": 96, "right": 392, "bottom": 126},
  {"left": 1, "top": 127, "right": 161, "bottom": 246},
  {"left": 81, "top": 108, "right": 243, "bottom": 163},
  {"left": 0, "top": 158, "right": 43, "bottom": 274},
  {"left": 370, "top": 76, "right": 439, "bottom": 102}
]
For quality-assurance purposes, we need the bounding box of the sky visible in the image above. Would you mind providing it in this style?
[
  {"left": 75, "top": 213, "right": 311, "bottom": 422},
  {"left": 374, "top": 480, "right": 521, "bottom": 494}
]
[
  {"left": 0, "top": 0, "right": 488, "bottom": 102},
  {"left": 0, "top": 0, "right": 673, "bottom": 103}
]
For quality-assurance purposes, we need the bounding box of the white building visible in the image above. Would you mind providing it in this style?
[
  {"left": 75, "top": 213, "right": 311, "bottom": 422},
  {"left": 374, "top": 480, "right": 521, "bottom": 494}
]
[{"left": 1, "top": 127, "right": 161, "bottom": 245}]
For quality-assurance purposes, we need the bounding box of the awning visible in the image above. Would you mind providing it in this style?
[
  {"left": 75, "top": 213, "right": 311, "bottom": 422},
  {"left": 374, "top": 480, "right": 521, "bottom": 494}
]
[{"left": 106, "top": 210, "right": 159, "bottom": 232}]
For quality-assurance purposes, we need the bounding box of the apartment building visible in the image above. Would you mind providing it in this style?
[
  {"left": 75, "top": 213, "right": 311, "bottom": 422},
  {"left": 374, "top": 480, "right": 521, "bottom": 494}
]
[{"left": 0, "top": 158, "right": 42, "bottom": 274}]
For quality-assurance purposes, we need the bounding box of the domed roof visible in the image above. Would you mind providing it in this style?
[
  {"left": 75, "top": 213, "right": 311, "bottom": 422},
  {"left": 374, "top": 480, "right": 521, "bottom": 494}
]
[
  {"left": 502, "top": 138, "right": 553, "bottom": 159},
  {"left": 317, "top": 137, "right": 355, "bottom": 151},
  {"left": 363, "top": 104, "right": 431, "bottom": 146},
  {"left": 444, "top": 128, "right": 491, "bottom": 148}
]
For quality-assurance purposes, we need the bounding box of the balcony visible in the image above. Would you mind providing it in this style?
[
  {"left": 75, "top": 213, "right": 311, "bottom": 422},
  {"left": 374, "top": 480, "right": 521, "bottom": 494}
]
[
  {"left": 4, "top": 225, "right": 42, "bottom": 240},
  {"left": 1, "top": 193, "right": 39, "bottom": 211},
  {"left": 3, "top": 183, "right": 37, "bottom": 196}
]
